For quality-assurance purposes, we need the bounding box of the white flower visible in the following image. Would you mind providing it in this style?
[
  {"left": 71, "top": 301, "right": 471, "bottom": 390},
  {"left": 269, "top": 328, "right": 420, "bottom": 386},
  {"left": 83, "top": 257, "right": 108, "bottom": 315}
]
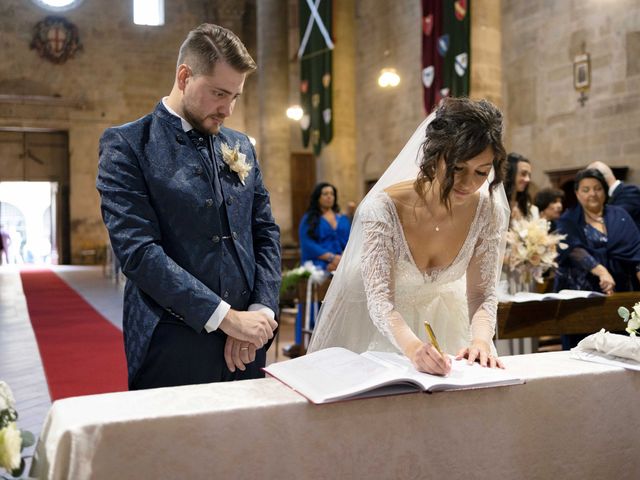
[
  {"left": 301, "top": 261, "right": 327, "bottom": 284},
  {"left": 220, "top": 142, "right": 252, "bottom": 185},
  {"left": 619, "top": 302, "right": 640, "bottom": 336},
  {"left": 0, "top": 422, "right": 22, "bottom": 472},
  {"left": 0, "top": 382, "right": 15, "bottom": 412},
  {"left": 504, "top": 217, "right": 566, "bottom": 283}
]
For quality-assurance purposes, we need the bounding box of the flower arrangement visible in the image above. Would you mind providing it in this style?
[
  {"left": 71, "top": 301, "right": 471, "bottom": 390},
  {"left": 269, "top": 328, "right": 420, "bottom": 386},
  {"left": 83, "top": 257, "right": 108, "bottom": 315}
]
[
  {"left": 280, "top": 261, "right": 326, "bottom": 294},
  {"left": 0, "top": 382, "right": 35, "bottom": 479},
  {"left": 504, "top": 217, "right": 566, "bottom": 293},
  {"left": 221, "top": 141, "right": 252, "bottom": 185},
  {"left": 618, "top": 302, "right": 640, "bottom": 336}
]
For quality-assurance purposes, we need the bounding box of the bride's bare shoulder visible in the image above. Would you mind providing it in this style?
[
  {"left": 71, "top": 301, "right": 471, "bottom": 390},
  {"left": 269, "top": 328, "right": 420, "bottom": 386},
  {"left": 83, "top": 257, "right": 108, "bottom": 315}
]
[{"left": 383, "top": 180, "right": 417, "bottom": 205}]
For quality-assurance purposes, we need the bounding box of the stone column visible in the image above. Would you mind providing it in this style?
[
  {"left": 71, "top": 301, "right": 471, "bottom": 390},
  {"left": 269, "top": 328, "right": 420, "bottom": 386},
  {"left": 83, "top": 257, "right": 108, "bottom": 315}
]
[
  {"left": 257, "top": 0, "right": 292, "bottom": 241},
  {"left": 470, "top": 0, "right": 502, "bottom": 107}
]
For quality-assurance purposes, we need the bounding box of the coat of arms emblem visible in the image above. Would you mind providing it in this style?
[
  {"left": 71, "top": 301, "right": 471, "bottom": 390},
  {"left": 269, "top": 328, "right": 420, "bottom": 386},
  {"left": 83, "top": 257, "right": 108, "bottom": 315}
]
[{"left": 30, "top": 16, "right": 82, "bottom": 64}]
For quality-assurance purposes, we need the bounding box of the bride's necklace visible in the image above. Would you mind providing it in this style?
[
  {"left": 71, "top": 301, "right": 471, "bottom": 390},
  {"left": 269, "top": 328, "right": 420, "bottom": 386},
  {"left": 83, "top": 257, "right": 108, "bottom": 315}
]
[{"left": 425, "top": 207, "right": 451, "bottom": 232}]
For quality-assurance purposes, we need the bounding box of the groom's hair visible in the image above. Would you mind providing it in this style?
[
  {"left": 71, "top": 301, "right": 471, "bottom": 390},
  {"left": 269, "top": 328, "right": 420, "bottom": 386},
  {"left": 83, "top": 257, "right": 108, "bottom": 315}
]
[
  {"left": 416, "top": 97, "right": 507, "bottom": 210},
  {"left": 177, "top": 24, "right": 257, "bottom": 76}
]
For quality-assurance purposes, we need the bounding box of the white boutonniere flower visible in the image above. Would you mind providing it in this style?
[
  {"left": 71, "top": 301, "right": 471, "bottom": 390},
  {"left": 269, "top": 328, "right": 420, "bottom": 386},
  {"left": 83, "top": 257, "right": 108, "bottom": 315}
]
[{"left": 221, "top": 141, "right": 251, "bottom": 185}]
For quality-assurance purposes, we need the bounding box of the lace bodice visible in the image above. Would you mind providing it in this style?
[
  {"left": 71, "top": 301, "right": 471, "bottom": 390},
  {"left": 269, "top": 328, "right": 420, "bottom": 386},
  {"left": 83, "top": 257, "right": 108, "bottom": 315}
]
[{"left": 357, "top": 190, "right": 505, "bottom": 353}]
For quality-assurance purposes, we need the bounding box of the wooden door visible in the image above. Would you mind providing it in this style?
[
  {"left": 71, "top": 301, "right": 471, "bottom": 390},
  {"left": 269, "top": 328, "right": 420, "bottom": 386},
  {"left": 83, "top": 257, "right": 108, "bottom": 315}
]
[
  {"left": 0, "top": 130, "right": 70, "bottom": 263},
  {"left": 289, "top": 152, "right": 316, "bottom": 244}
]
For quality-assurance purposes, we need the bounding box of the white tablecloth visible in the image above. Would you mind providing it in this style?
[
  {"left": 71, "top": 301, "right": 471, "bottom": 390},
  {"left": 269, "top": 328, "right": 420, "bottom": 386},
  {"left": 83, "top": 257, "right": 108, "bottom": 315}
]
[{"left": 31, "top": 352, "right": 640, "bottom": 479}]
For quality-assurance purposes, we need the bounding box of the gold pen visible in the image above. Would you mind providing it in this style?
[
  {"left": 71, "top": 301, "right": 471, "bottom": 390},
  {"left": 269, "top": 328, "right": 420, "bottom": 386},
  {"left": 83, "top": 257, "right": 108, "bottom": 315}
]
[{"left": 424, "top": 321, "right": 445, "bottom": 358}]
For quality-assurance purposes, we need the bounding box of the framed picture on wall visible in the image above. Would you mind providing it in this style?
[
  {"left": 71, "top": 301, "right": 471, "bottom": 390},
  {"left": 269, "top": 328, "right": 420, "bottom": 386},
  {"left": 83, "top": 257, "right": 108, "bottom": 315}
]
[{"left": 573, "top": 54, "right": 590, "bottom": 91}]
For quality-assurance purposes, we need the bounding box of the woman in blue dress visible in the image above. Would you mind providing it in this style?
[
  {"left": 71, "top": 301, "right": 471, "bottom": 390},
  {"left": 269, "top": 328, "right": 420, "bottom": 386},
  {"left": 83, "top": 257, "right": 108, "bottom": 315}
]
[
  {"left": 285, "top": 183, "right": 351, "bottom": 357},
  {"left": 554, "top": 168, "right": 640, "bottom": 348},
  {"left": 299, "top": 182, "right": 351, "bottom": 271}
]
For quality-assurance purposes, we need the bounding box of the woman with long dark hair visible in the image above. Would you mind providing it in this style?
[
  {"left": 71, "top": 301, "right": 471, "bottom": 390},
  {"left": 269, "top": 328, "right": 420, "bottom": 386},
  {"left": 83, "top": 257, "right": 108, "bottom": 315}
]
[
  {"left": 284, "top": 183, "right": 351, "bottom": 357},
  {"left": 298, "top": 182, "right": 350, "bottom": 272},
  {"left": 504, "top": 153, "right": 537, "bottom": 221},
  {"left": 309, "top": 97, "right": 510, "bottom": 374}
]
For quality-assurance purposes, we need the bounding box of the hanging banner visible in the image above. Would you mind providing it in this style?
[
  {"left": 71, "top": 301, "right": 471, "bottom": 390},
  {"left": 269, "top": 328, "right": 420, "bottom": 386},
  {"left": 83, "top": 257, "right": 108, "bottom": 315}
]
[
  {"left": 422, "top": 0, "right": 470, "bottom": 114},
  {"left": 299, "top": 0, "right": 333, "bottom": 156}
]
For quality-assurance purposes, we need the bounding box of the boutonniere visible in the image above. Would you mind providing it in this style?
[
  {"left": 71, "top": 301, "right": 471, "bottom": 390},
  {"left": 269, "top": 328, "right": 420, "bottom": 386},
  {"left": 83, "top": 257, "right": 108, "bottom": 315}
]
[{"left": 220, "top": 141, "right": 251, "bottom": 185}]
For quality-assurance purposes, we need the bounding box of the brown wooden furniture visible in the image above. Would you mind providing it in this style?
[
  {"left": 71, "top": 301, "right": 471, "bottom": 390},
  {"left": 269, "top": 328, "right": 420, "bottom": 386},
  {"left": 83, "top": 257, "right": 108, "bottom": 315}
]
[{"left": 497, "top": 291, "right": 640, "bottom": 339}]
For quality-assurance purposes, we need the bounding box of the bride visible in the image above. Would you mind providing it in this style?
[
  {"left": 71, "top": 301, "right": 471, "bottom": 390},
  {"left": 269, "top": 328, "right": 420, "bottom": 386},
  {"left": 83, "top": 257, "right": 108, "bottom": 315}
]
[{"left": 307, "top": 97, "right": 509, "bottom": 375}]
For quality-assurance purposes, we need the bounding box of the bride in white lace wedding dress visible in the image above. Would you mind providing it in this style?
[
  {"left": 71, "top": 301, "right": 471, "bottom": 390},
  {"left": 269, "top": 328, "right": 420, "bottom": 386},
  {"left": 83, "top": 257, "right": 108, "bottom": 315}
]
[{"left": 308, "top": 98, "right": 510, "bottom": 375}]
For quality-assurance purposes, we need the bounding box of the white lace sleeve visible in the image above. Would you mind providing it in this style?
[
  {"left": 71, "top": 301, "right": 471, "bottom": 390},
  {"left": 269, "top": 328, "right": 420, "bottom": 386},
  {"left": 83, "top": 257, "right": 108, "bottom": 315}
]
[
  {"left": 359, "top": 196, "right": 403, "bottom": 351},
  {"left": 466, "top": 196, "right": 508, "bottom": 345}
]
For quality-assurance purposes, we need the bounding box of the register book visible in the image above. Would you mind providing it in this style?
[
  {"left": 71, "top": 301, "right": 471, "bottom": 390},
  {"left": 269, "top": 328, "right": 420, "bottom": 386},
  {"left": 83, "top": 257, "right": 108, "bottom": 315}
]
[{"left": 265, "top": 347, "right": 524, "bottom": 404}]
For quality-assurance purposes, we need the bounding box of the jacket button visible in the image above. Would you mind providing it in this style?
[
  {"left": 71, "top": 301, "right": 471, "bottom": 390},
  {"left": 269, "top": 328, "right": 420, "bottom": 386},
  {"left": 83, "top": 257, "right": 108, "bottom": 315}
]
[
  {"left": 175, "top": 134, "right": 186, "bottom": 145},
  {"left": 226, "top": 197, "right": 233, "bottom": 205},
  {"left": 232, "top": 231, "right": 238, "bottom": 240},
  {"left": 212, "top": 235, "right": 220, "bottom": 243},
  {"left": 195, "top": 166, "right": 203, "bottom": 175},
  {"left": 241, "top": 290, "right": 247, "bottom": 296},
  {"left": 223, "top": 291, "right": 229, "bottom": 298},
  {"left": 205, "top": 198, "right": 214, "bottom": 207}
]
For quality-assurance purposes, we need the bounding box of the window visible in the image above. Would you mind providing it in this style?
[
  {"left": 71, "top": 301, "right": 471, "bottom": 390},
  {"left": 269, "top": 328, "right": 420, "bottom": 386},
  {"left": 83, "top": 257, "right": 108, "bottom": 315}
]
[
  {"left": 31, "top": 0, "right": 84, "bottom": 11},
  {"left": 134, "top": 0, "right": 165, "bottom": 26}
]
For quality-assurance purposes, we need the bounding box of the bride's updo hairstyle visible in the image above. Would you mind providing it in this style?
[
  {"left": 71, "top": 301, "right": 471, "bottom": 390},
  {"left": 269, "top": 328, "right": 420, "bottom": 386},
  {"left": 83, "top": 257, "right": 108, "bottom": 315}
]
[{"left": 415, "top": 97, "right": 506, "bottom": 209}]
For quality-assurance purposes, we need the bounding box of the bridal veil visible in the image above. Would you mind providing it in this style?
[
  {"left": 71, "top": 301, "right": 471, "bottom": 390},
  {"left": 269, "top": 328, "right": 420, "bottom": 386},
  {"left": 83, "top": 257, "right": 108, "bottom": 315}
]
[{"left": 308, "top": 109, "right": 509, "bottom": 354}]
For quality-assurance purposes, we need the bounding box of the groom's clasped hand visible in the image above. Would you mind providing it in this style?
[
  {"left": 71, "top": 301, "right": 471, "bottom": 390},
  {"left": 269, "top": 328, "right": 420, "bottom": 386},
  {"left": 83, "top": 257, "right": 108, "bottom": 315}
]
[{"left": 220, "top": 310, "right": 278, "bottom": 372}]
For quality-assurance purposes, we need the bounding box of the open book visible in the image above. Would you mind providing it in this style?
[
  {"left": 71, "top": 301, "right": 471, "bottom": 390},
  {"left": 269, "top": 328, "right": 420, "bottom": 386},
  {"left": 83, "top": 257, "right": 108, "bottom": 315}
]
[
  {"left": 500, "top": 289, "right": 605, "bottom": 303},
  {"left": 264, "top": 347, "right": 524, "bottom": 404}
]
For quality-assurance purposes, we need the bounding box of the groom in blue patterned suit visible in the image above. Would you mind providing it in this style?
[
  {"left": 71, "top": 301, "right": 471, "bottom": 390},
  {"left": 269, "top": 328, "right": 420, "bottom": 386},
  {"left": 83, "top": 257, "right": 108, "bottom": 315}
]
[{"left": 97, "top": 24, "right": 280, "bottom": 390}]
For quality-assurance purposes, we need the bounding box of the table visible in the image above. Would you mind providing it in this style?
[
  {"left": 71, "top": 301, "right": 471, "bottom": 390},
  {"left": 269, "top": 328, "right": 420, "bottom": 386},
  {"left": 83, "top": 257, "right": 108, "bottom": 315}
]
[
  {"left": 30, "top": 352, "right": 639, "bottom": 480},
  {"left": 497, "top": 291, "right": 640, "bottom": 339}
]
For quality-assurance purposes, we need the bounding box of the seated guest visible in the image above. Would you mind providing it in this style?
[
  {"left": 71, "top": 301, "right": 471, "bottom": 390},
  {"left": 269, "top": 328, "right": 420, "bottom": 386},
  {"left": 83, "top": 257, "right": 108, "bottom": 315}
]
[
  {"left": 534, "top": 187, "right": 565, "bottom": 231},
  {"left": 284, "top": 183, "right": 350, "bottom": 357},
  {"left": 554, "top": 168, "right": 640, "bottom": 348},
  {"left": 299, "top": 182, "right": 351, "bottom": 271},
  {"left": 505, "top": 152, "right": 538, "bottom": 221},
  {"left": 588, "top": 161, "right": 640, "bottom": 231}
]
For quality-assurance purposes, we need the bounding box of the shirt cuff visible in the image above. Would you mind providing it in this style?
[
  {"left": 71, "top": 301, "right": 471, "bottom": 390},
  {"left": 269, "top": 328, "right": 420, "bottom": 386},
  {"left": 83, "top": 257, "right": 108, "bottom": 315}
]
[
  {"left": 248, "top": 303, "right": 275, "bottom": 320},
  {"left": 204, "top": 301, "right": 231, "bottom": 333}
]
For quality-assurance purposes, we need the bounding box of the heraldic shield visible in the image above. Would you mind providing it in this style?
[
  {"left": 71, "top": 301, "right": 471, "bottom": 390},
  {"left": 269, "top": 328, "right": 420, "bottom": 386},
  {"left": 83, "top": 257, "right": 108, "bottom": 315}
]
[{"left": 31, "top": 16, "right": 83, "bottom": 64}]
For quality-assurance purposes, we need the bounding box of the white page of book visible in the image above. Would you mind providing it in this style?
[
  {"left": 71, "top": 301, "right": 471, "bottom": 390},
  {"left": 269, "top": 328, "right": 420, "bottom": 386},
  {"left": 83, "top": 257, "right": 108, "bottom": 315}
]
[
  {"left": 265, "top": 347, "right": 421, "bottom": 403},
  {"left": 499, "top": 289, "right": 605, "bottom": 303},
  {"left": 363, "top": 351, "right": 524, "bottom": 390}
]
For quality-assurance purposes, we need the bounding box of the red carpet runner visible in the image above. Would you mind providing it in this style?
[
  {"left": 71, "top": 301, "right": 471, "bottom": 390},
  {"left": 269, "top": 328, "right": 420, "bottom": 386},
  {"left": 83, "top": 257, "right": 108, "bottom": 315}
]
[{"left": 20, "top": 269, "right": 127, "bottom": 400}]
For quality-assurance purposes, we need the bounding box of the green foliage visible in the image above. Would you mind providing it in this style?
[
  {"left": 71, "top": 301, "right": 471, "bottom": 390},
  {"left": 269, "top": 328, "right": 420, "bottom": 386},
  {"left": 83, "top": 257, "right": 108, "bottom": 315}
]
[{"left": 280, "top": 269, "right": 310, "bottom": 294}]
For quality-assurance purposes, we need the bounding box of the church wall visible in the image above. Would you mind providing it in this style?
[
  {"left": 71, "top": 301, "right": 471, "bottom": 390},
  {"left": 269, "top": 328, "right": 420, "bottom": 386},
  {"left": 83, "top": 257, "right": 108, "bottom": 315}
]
[{"left": 502, "top": 0, "right": 640, "bottom": 188}]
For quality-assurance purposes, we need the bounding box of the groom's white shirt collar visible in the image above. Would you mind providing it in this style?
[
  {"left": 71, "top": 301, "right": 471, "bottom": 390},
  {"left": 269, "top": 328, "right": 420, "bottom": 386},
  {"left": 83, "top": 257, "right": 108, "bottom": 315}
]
[{"left": 162, "top": 97, "right": 193, "bottom": 132}]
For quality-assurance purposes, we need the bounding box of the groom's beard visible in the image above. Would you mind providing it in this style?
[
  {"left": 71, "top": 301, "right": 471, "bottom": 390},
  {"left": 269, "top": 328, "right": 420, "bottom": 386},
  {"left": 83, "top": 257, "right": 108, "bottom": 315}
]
[{"left": 183, "top": 103, "right": 225, "bottom": 135}]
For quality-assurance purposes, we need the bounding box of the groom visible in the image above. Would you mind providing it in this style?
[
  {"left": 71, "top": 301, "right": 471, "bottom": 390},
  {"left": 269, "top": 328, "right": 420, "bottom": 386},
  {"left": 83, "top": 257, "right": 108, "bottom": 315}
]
[{"left": 97, "top": 24, "right": 280, "bottom": 390}]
